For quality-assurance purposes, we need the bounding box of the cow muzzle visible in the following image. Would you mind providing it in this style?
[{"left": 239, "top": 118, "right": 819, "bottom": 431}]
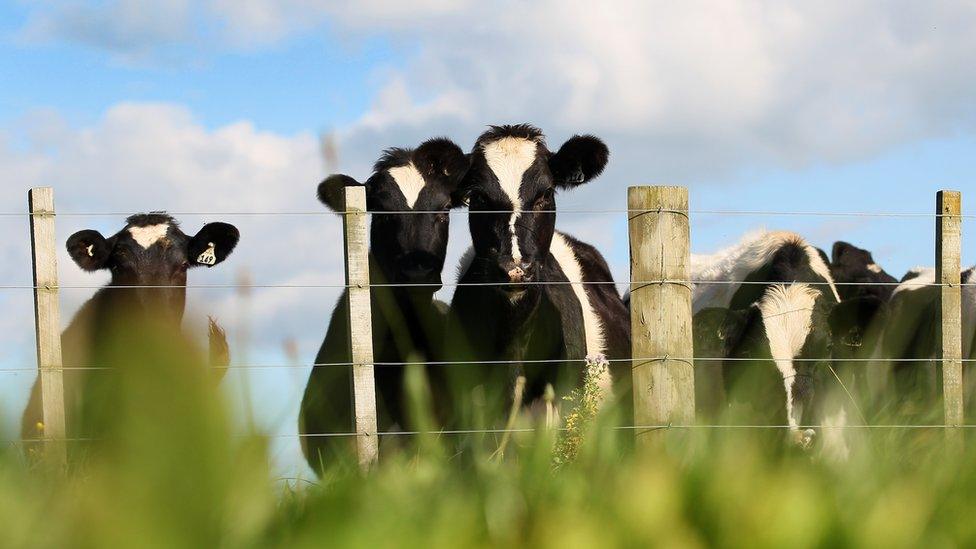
[
  {"left": 791, "top": 428, "right": 817, "bottom": 450},
  {"left": 503, "top": 260, "right": 534, "bottom": 283},
  {"left": 499, "top": 260, "right": 534, "bottom": 300}
]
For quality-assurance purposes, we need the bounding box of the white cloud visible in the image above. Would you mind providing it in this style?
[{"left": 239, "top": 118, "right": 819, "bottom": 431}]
[
  {"left": 339, "top": 0, "right": 976, "bottom": 173},
  {"left": 20, "top": 0, "right": 198, "bottom": 62},
  {"left": 0, "top": 103, "right": 337, "bottom": 346},
  {"left": 20, "top": 1, "right": 976, "bottom": 173}
]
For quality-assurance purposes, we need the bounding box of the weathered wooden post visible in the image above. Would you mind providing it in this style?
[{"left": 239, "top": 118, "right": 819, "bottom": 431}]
[
  {"left": 936, "top": 190, "right": 963, "bottom": 445},
  {"left": 343, "top": 185, "right": 379, "bottom": 469},
  {"left": 628, "top": 186, "right": 695, "bottom": 446},
  {"left": 28, "top": 187, "right": 67, "bottom": 466}
]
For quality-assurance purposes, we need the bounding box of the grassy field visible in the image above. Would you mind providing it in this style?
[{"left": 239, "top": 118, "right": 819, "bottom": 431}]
[{"left": 2, "top": 335, "right": 975, "bottom": 548}]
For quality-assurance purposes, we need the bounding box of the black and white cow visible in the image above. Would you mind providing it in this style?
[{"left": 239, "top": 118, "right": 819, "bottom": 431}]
[
  {"left": 827, "top": 241, "right": 898, "bottom": 351},
  {"left": 691, "top": 230, "right": 843, "bottom": 447},
  {"left": 880, "top": 266, "right": 976, "bottom": 418},
  {"left": 21, "top": 213, "right": 239, "bottom": 443},
  {"left": 298, "top": 138, "right": 469, "bottom": 473},
  {"left": 825, "top": 241, "right": 899, "bottom": 412},
  {"left": 447, "top": 124, "right": 630, "bottom": 423}
]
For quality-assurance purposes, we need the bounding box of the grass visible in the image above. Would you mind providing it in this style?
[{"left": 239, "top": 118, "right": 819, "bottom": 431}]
[{"left": 2, "top": 329, "right": 976, "bottom": 548}]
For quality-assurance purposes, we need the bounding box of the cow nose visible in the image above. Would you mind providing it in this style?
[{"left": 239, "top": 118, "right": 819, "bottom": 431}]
[
  {"left": 507, "top": 265, "right": 525, "bottom": 283},
  {"left": 399, "top": 252, "right": 438, "bottom": 281},
  {"left": 845, "top": 327, "right": 863, "bottom": 347},
  {"left": 403, "top": 264, "right": 435, "bottom": 281}
]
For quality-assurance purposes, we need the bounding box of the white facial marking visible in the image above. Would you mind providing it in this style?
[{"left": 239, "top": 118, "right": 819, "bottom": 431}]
[
  {"left": 86, "top": 244, "right": 94, "bottom": 257},
  {"left": 867, "top": 263, "right": 883, "bottom": 274},
  {"left": 483, "top": 137, "right": 537, "bottom": 262},
  {"left": 550, "top": 232, "right": 606, "bottom": 357},
  {"left": 757, "top": 283, "right": 821, "bottom": 431},
  {"left": 128, "top": 223, "right": 169, "bottom": 249},
  {"left": 388, "top": 163, "right": 426, "bottom": 209}
]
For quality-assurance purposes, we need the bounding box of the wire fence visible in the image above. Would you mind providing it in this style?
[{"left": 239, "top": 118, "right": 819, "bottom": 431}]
[
  {"left": 2, "top": 208, "right": 975, "bottom": 218},
  {"left": 8, "top": 189, "right": 975, "bottom": 458},
  {"left": 10, "top": 423, "right": 976, "bottom": 447}
]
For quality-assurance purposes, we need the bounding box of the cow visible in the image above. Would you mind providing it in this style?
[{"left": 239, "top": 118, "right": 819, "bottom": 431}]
[
  {"left": 21, "top": 213, "right": 239, "bottom": 448},
  {"left": 825, "top": 241, "right": 899, "bottom": 414},
  {"left": 690, "top": 230, "right": 845, "bottom": 449},
  {"left": 447, "top": 124, "right": 630, "bottom": 427},
  {"left": 298, "top": 138, "right": 469, "bottom": 473},
  {"left": 879, "top": 266, "right": 976, "bottom": 420}
]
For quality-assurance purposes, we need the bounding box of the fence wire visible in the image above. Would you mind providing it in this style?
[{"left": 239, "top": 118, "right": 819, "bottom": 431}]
[
  {"left": 2, "top": 208, "right": 975, "bottom": 218},
  {"left": 0, "top": 356, "right": 974, "bottom": 373},
  {"left": 0, "top": 279, "right": 973, "bottom": 290},
  {"left": 10, "top": 423, "right": 976, "bottom": 446}
]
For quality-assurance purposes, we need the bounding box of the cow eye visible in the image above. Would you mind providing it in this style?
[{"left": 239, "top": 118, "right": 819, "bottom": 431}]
[
  {"left": 436, "top": 202, "right": 451, "bottom": 223},
  {"left": 533, "top": 189, "right": 554, "bottom": 211}
]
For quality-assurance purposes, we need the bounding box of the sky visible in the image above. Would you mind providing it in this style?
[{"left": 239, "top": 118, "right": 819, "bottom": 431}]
[{"left": 1, "top": 1, "right": 974, "bottom": 477}]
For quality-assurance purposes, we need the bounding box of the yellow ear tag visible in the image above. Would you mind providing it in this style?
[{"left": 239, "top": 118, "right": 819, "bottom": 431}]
[{"left": 196, "top": 242, "right": 217, "bottom": 266}]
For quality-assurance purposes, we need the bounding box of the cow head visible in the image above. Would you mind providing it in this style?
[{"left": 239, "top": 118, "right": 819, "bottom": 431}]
[
  {"left": 722, "top": 284, "right": 833, "bottom": 448},
  {"left": 318, "top": 138, "right": 469, "bottom": 292},
  {"left": 66, "top": 213, "right": 240, "bottom": 323},
  {"left": 459, "top": 124, "right": 608, "bottom": 297},
  {"left": 830, "top": 241, "right": 897, "bottom": 302},
  {"left": 828, "top": 241, "right": 896, "bottom": 362},
  {"left": 829, "top": 295, "right": 889, "bottom": 357}
]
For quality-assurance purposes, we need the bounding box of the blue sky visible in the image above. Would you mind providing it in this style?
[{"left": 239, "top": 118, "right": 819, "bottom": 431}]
[
  {"left": 1, "top": 1, "right": 974, "bottom": 476},
  {"left": 0, "top": 3, "right": 403, "bottom": 132}
]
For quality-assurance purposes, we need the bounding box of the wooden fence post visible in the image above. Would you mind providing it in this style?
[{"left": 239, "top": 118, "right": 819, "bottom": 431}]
[
  {"left": 28, "top": 187, "right": 67, "bottom": 466},
  {"left": 343, "top": 185, "right": 379, "bottom": 470},
  {"left": 628, "top": 186, "right": 695, "bottom": 446},
  {"left": 936, "top": 190, "right": 963, "bottom": 444}
]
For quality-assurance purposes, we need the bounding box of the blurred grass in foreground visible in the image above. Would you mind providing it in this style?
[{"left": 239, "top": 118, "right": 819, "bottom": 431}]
[{"left": 2, "top": 330, "right": 976, "bottom": 548}]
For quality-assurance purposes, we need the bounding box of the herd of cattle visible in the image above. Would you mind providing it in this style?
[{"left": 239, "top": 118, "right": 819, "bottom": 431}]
[{"left": 20, "top": 124, "right": 974, "bottom": 473}]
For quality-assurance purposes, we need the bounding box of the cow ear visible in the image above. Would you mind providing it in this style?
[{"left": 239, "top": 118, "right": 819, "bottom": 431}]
[
  {"left": 317, "top": 174, "right": 363, "bottom": 212},
  {"left": 831, "top": 241, "right": 857, "bottom": 264},
  {"left": 66, "top": 230, "right": 111, "bottom": 271},
  {"left": 188, "top": 222, "right": 240, "bottom": 268},
  {"left": 414, "top": 137, "right": 469, "bottom": 189},
  {"left": 549, "top": 135, "right": 609, "bottom": 189}
]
